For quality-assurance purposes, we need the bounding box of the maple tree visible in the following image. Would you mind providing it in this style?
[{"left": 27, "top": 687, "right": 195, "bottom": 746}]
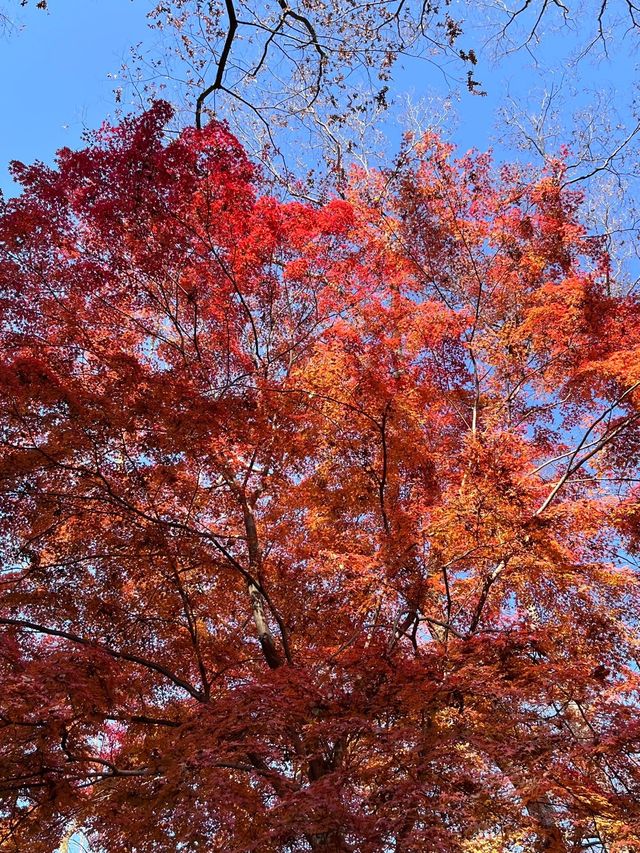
[{"left": 2, "top": 103, "right": 640, "bottom": 852}]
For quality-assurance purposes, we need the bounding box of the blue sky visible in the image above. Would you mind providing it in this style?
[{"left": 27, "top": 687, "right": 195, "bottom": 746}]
[{"left": 0, "top": 0, "right": 150, "bottom": 195}]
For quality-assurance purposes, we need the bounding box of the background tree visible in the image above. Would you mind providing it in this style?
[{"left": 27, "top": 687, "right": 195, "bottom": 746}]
[
  {"left": 128, "top": 0, "right": 640, "bottom": 192},
  {"left": 2, "top": 104, "right": 640, "bottom": 852},
  {"left": 497, "top": 79, "right": 640, "bottom": 299}
]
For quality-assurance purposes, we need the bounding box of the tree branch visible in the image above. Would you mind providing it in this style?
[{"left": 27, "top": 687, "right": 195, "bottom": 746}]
[
  {"left": 195, "top": 0, "right": 238, "bottom": 129},
  {"left": 0, "top": 617, "right": 206, "bottom": 701}
]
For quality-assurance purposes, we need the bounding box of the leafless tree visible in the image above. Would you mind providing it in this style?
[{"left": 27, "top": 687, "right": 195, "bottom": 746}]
[
  {"left": 120, "top": 0, "right": 483, "bottom": 195},
  {"left": 498, "top": 77, "right": 640, "bottom": 293},
  {"left": 115, "top": 0, "right": 640, "bottom": 199}
]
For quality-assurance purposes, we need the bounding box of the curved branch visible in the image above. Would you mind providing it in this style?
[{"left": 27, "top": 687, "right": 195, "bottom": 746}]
[
  {"left": 195, "top": 0, "right": 238, "bottom": 129},
  {"left": 0, "top": 617, "right": 206, "bottom": 702}
]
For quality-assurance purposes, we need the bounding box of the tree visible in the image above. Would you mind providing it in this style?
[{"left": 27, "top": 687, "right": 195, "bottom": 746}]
[
  {"left": 2, "top": 103, "right": 640, "bottom": 852},
  {"left": 138, "top": 0, "right": 481, "bottom": 190},
  {"left": 134, "top": 0, "right": 640, "bottom": 193}
]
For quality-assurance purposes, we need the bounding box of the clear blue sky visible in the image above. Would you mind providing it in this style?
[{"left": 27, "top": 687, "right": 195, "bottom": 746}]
[{"left": 0, "top": 0, "right": 150, "bottom": 195}]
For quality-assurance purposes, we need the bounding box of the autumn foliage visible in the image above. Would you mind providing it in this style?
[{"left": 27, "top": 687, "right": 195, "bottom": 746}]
[{"left": 2, "top": 103, "right": 640, "bottom": 852}]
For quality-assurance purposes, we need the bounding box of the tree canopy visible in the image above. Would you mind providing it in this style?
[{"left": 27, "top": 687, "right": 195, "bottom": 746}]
[{"left": 2, "top": 104, "right": 640, "bottom": 851}]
